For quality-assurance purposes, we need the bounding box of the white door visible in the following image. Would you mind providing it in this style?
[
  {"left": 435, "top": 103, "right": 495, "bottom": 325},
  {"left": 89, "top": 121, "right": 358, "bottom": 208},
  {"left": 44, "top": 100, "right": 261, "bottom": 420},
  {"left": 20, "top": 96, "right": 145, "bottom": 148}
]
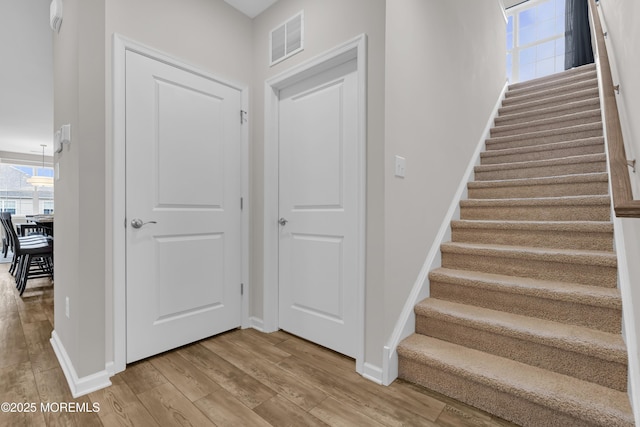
[
  {"left": 278, "top": 58, "right": 359, "bottom": 358},
  {"left": 125, "top": 51, "right": 242, "bottom": 363}
]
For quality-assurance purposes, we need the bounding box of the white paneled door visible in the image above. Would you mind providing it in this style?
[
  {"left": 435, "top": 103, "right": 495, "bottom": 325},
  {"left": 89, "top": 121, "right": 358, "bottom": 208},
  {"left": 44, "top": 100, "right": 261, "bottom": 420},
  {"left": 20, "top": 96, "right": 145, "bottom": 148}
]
[
  {"left": 278, "top": 58, "right": 359, "bottom": 358},
  {"left": 125, "top": 51, "right": 242, "bottom": 363}
]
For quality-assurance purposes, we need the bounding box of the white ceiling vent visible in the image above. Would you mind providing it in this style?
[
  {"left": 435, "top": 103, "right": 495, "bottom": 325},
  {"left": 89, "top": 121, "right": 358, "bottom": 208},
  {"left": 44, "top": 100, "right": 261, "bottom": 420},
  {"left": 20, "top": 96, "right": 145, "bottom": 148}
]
[{"left": 270, "top": 11, "right": 304, "bottom": 66}]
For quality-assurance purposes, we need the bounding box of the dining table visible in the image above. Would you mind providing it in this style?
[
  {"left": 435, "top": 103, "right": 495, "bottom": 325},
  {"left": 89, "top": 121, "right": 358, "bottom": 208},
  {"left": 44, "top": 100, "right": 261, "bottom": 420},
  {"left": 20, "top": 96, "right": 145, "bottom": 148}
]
[{"left": 25, "top": 214, "right": 54, "bottom": 237}]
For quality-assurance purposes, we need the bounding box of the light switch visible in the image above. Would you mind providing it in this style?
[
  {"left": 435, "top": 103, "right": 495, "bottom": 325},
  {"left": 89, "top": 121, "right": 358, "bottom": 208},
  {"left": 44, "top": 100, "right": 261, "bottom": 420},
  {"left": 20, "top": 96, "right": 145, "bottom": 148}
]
[{"left": 395, "top": 155, "right": 406, "bottom": 178}]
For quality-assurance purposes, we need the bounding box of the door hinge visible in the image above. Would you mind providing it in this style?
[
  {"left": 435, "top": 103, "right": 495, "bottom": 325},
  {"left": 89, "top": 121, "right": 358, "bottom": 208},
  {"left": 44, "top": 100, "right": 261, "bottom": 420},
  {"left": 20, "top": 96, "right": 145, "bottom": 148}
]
[
  {"left": 240, "top": 110, "right": 248, "bottom": 124},
  {"left": 241, "top": 283, "right": 244, "bottom": 295},
  {"left": 240, "top": 197, "right": 244, "bottom": 211}
]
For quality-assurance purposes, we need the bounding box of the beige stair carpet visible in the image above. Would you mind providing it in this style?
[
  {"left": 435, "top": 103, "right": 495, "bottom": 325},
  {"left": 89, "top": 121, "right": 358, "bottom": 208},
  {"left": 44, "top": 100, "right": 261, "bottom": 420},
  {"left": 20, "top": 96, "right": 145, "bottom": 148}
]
[{"left": 397, "top": 63, "right": 635, "bottom": 427}]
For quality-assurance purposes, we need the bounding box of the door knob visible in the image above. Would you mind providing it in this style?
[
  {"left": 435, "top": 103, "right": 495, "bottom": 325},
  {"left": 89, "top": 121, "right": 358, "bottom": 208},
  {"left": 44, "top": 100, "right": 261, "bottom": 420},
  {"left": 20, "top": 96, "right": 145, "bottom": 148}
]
[
  {"left": 131, "top": 218, "right": 157, "bottom": 229},
  {"left": 278, "top": 217, "right": 289, "bottom": 226}
]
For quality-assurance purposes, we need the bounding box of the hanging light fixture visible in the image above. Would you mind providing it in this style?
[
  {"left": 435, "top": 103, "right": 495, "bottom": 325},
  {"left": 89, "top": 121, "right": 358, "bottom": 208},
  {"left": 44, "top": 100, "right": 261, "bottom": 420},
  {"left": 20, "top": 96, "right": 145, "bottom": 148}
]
[{"left": 27, "top": 145, "right": 54, "bottom": 187}]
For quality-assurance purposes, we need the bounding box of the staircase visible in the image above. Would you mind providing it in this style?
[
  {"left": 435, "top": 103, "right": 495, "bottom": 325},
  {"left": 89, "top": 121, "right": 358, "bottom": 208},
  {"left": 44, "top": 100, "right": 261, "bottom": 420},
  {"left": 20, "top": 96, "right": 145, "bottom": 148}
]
[{"left": 397, "top": 64, "right": 635, "bottom": 427}]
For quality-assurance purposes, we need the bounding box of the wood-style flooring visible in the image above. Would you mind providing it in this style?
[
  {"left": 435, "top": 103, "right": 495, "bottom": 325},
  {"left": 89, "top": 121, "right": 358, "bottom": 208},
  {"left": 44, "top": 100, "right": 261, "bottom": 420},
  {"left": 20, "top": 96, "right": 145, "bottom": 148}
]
[{"left": 0, "top": 262, "right": 517, "bottom": 426}]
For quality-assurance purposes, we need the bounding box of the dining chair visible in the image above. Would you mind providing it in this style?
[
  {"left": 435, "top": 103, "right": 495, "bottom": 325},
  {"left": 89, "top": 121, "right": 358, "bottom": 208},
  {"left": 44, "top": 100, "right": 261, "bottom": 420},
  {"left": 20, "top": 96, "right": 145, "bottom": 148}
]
[{"left": 0, "top": 213, "right": 53, "bottom": 295}]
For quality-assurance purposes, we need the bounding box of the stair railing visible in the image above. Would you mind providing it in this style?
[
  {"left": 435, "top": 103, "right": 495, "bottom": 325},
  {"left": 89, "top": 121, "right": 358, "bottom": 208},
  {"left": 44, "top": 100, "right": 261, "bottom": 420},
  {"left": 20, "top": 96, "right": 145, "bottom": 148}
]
[{"left": 588, "top": 0, "right": 640, "bottom": 217}]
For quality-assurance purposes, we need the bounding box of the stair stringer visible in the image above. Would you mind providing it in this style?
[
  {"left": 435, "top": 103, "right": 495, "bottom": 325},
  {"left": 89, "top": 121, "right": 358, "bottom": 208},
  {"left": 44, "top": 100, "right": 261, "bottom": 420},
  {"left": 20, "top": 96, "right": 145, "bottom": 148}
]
[{"left": 381, "top": 81, "right": 509, "bottom": 385}]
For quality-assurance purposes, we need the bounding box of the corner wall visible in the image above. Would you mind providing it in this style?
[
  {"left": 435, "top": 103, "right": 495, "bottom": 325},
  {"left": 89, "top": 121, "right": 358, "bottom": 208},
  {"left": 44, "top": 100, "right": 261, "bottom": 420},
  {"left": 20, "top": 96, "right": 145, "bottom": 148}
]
[{"left": 383, "top": 0, "right": 506, "bottom": 359}]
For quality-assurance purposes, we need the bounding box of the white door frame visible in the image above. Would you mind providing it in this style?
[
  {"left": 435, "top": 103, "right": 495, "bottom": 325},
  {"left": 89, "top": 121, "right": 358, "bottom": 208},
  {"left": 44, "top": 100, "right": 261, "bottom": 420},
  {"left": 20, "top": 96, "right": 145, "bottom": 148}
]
[
  {"left": 263, "top": 34, "right": 367, "bottom": 374},
  {"left": 111, "top": 34, "right": 250, "bottom": 374}
]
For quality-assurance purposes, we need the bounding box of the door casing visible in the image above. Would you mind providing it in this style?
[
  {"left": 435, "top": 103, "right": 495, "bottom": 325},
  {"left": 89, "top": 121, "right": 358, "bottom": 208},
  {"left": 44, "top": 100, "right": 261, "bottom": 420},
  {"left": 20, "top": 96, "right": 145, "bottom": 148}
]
[
  {"left": 263, "top": 34, "right": 367, "bottom": 374},
  {"left": 111, "top": 34, "right": 250, "bottom": 374}
]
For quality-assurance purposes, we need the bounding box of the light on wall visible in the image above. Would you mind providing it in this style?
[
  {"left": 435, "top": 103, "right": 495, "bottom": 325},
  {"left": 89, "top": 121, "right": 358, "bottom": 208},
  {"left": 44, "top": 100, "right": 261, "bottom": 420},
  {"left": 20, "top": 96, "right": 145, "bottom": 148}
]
[{"left": 50, "top": 0, "right": 63, "bottom": 33}]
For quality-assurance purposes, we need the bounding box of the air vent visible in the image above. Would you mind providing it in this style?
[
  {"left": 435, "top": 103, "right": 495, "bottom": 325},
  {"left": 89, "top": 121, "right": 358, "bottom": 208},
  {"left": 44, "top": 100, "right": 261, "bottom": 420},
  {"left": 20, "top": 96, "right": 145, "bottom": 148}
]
[{"left": 270, "top": 11, "right": 304, "bottom": 66}]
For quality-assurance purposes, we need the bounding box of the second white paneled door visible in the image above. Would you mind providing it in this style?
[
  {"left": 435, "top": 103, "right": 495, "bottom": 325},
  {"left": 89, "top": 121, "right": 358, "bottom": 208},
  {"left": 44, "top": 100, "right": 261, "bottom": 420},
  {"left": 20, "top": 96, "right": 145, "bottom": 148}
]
[{"left": 278, "top": 58, "right": 359, "bottom": 358}]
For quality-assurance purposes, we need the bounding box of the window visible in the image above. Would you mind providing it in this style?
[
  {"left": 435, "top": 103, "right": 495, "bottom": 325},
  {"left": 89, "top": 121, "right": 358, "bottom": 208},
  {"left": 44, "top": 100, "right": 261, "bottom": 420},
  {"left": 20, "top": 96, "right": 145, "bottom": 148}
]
[
  {"left": 0, "top": 200, "right": 16, "bottom": 214},
  {"left": 506, "top": 0, "right": 565, "bottom": 83},
  {"left": 0, "top": 164, "right": 54, "bottom": 216}
]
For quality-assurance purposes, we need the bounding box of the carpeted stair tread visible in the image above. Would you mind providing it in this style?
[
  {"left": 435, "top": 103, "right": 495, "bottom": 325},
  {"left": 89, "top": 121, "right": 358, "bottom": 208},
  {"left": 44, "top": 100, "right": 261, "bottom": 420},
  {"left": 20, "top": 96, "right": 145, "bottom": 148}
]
[
  {"left": 467, "top": 172, "right": 609, "bottom": 199},
  {"left": 485, "top": 122, "right": 603, "bottom": 151},
  {"left": 397, "top": 334, "right": 634, "bottom": 427},
  {"left": 490, "top": 109, "right": 601, "bottom": 137},
  {"left": 440, "top": 242, "right": 616, "bottom": 268},
  {"left": 507, "top": 63, "right": 596, "bottom": 91},
  {"left": 429, "top": 267, "right": 621, "bottom": 333},
  {"left": 498, "top": 87, "right": 599, "bottom": 117},
  {"left": 450, "top": 219, "right": 613, "bottom": 251},
  {"left": 480, "top": 136, "right": 605, "bottom": 164},
  {"left": 474, "top": 153, "right": 606, "bottom": 180},
  {"left": 495, "top": 97, "right": 601, "bottom": 127},
  {"left": 440, "top": 241, "right": 617, "bottom": 287},
  {"left": 503, "top": 78, "right": 599, "bottom": 106},
  {"left": 414, "top": 298, "right": 627, "bottom": 365}
]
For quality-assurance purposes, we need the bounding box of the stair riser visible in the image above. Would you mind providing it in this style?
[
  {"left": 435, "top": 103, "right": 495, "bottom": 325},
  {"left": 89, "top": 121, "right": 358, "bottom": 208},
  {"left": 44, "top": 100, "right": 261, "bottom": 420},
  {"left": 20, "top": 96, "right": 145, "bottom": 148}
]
[
  {"left": 486, "top": 128, "right": 603, "bottom": 151},
  {"left": 430, "top": 280, "right": 621, "bottom": 333},
  {"left": 468, "top": 181, "right": 608, "bottom": 199},
  {"left": 495, "top": 99, "right": 600, "bottom": 127},
  {"left": 475, "top": 161, "right": 606, "bottom": 180},
  {"left": 504, "top": 80, "right": 598, "bottom": 105},
  {"left": 415, "top": 316, "right": 627, "bottom": 391},
  {"left": 460, "top": 203, "right": 611, "bottom": 222},
  {"left": 398, "top": 358, "right": 607, "bottom": 427},
  {"left": 441, "top": 251, "right": 617, "bottom": 287},
  {"left": 490, "top": 113, "right": 601, "bottom": 138},
  {"left": 481, "top": 143, "right": 605, "bottom": 165},
  {"left": 451, "top": 227, "right": 613, "bottom": 252},
  {"left": 499, "top": 88, "right": 600, "bottom": 116}
]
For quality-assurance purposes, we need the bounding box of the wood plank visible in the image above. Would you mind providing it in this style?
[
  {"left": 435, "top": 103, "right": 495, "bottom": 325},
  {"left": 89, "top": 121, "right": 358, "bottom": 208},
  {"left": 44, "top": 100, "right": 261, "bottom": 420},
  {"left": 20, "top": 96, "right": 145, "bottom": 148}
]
[
  {"left": 253, "top": 395, "right": 330, "bottom": 427},
  {"left": 0, "top": 361, "right": 46, "bottom": 427},
  {"left": 88, "top": 375, "right": 141, "bottom": 418},
  {"left": 309, "top": 396, "right": 387, "bottom": 427},
  {"left": 99, "top": 403, "right": 160, "bottom": 427},
  {"left": 21, "top": 320, "right": 58, "bottom": 373},
  {"left": 177, "top": 343, "right": 276, "bottom": 409},
  {"left": 223, "top": 329, "right": 291, "bottom": 363},
  {"left": 275, "top": 334, "right": 355, "bottom": 375},
  {"left": 149, "top": 351, "right": 223, "bottom": 402},
  {"left": 137, "top": 382, "right": 215, "bottom": 427},
  {"left": 194, "top": 390, "right": 273, "bottom": 426},
  {"left": 240, "top": 327, "right": 292, "bottom": 346},
  {"left": 120, "top": 360, "right": 168, "bottom": 395},
  {"left": 200, "top": 334, "right": 327, "bottom": 411},
  {"left": 0, "top": 314, "right": 29, "bottom": 369},
  {"left": 278, "top": 354, "right": 442, "bottom": 426}
]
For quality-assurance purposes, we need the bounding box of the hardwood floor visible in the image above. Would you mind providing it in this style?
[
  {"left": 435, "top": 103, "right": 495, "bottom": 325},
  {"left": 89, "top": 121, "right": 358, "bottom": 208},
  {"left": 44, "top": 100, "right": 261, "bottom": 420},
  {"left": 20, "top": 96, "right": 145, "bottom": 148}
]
[{"left": 0, "top": 263, "right": 518, "bottom": 426}]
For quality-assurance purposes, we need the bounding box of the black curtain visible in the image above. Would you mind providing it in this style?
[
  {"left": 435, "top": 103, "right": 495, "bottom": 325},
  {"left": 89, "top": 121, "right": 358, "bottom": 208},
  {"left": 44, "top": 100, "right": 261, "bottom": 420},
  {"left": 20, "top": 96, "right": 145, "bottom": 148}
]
[{"left": 565, "top": 0, "right": 594, "bottom": 69}]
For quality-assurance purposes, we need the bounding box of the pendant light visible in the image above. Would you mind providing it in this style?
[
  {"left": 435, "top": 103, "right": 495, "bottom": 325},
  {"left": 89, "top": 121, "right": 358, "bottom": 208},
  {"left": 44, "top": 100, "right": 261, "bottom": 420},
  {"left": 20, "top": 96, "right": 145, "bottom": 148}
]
[{"left": 27, "top": 145, "right": 54, "bottom": 187}]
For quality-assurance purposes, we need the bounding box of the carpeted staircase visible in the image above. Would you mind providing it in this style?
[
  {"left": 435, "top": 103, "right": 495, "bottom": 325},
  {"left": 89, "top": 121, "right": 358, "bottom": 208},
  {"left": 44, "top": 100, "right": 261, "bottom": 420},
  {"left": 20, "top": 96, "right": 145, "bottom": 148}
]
[{"left": 397, "top": 64, "right": 635, "bottom": 427}]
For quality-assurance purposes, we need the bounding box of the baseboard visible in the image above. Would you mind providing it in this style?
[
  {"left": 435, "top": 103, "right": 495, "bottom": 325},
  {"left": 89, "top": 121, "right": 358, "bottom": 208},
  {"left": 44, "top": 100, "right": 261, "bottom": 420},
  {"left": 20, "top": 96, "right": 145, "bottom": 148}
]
[
  {"left": 361, "top": 362, "right": 383, "bottom": 385},
  {"left": 380, "top": 81, "right": 509, "bottom": 385},
  {"left": 50, "top": 330, "right": 112, "bottom": 398},
  {"left": 249, "top": 316, "right": 265, "bottom": 332}
]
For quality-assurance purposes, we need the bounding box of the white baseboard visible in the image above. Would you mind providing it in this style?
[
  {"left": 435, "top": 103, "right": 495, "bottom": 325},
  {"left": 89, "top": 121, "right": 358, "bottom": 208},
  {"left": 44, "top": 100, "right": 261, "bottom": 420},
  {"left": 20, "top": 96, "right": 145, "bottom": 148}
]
[
  {"left": 380, "top": 81, "right": 509, "bottom": 385},
  {"left": 361, "top": 362, "right": 383, "bottom": 385},
  {"left": 249, "top": 316, "right": 265, "bottom": 332},
  {"left": 50, "top": 330, "right": 112, "bottom": 398}
]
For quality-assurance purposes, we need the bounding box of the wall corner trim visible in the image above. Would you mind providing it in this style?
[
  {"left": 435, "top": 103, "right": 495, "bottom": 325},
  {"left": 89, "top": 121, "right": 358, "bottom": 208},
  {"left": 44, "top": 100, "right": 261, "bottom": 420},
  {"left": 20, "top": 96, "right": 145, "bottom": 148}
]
[
  {"left": 380, "top": 81, "right": 510, "bottom": 385},
  {"left": 361, "top": 362, "right": 384, "bottom": 385},
  {"left": 50, "top": 330, "right": 112, "bottom": 398}
]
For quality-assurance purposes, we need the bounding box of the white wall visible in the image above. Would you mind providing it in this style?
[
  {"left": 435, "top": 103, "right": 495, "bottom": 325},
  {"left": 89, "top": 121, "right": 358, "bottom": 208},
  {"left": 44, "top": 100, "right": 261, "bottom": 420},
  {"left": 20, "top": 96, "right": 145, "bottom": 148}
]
[
  {"left": 598, "top": 0, "right": 640, "bottom": 420},
  {"left": 383, "top": 0, "right": 506, "bottom": 348},
  {"left": 53, "top": 0, "right": 106, "bottom": 379}
]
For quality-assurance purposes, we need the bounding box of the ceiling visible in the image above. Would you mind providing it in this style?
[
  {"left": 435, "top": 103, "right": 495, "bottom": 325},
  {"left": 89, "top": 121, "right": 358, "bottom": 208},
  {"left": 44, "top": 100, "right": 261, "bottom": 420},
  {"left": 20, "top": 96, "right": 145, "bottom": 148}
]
[
  {"left": 224, "top": 0, "right": 279, "bottom": 18},
  {"left": 0, "top": 0, "right": 53, "bottom": 156}
]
